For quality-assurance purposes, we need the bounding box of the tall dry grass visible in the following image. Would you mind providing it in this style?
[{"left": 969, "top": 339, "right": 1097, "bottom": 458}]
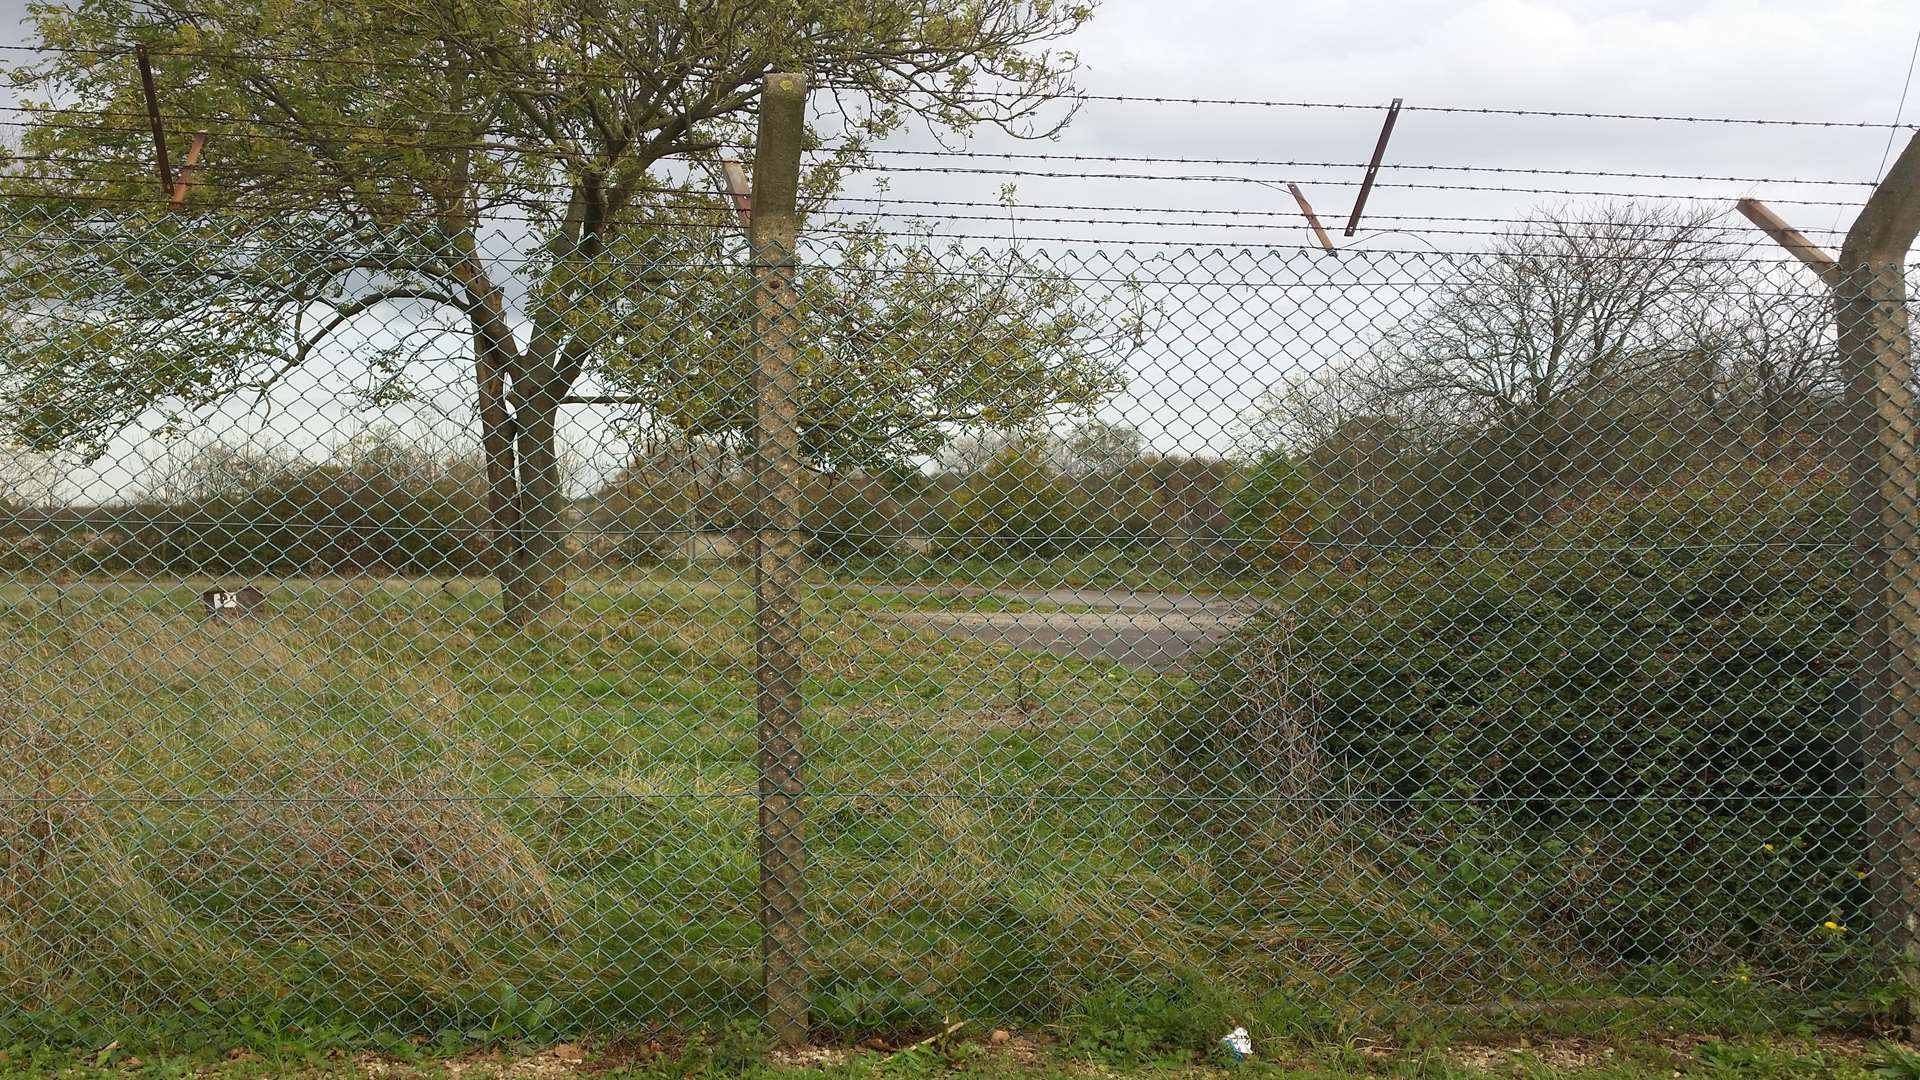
[{"left": 2, "top": 600, "right": 570, "bottom": 1012}]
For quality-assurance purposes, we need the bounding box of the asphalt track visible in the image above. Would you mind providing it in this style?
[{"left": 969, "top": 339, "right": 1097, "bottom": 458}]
[{"left": 875, "top": 586, "right": 1250, "bottom": 670}]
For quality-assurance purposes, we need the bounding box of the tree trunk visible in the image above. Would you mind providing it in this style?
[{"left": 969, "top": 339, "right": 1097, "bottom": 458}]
[
  {"left": 453, "top": 254, "right": 566, "bottom": 629},
  {"left": 470, "top": 341, "right": 573, "bottom": 629},
  {"left": 501, "top": 400, "right": 569, "bottom": 626},
  {"left": 456, "top": 236, "right": 587, "bottom": 628},
  {"left": 1485, "top": 422, "right": 1542, "bottom": 535},
  {"left": 1761, "top": 385, "right": 1791, "bottom": 470}
]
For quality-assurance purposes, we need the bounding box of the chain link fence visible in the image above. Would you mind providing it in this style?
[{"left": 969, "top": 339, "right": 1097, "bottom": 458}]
[{"left": 0, "top": 198, "right": 1914, "bottom": 1044}]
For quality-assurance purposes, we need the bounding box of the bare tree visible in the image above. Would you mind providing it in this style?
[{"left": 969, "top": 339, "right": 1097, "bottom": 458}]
[
  {"left": 0, "top": 441, "right": 58, "bottom": 511},
  {"left": 138, "top": 442, "right": 293, "bottom": 505},
  {"left": 1362, "top": 202, "right": 1736, "bottom": 527},
  {"left": 1377, "top": 204, "right": 1730, "bottom": 419},
  {"left": 1245, "top": 353, "right": 1423, "bottom": 458},
  {"left": 1061, "top": 419, "right": 1145, "bottom": 476},
  {"left": 1242, "top": 354, "right": 1445, "bottom": 548},
  {"left": 937, "top": 429, "right": 1023, "bottom": 475},
  {"left": 597, "top": 436, "right": 742, "bottom": 535},
  {"left": 1706, "top": 285, "right": 1842, "bottom": 464}
]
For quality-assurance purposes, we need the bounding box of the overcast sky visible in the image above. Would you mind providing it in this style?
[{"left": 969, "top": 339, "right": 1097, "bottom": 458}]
[
  {"left": 5, "top": 0, "right": 1918, "bottom": 497},
  {"left": 834, "top": 0, "right": 1920, "bottom": 459},
  {"left": 2, "top": 0, "right": 1914, "bottom": 243},
  {"left": 837, "top": 0, "right": 1920, "bottom": 252}
]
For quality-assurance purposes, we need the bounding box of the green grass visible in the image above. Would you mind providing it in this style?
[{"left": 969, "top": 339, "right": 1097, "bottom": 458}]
[{"left": 0, "top": 569, "right": 1883, "bottom": 1059}]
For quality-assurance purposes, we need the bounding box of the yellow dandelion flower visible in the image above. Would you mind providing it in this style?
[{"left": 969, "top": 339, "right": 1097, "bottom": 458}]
[
  {"left": 1762, "top": 843, "right": 1776, "bottom": 852},
  {"left": 1823, "top": 920, "right": 1847, "bottom": 933}
]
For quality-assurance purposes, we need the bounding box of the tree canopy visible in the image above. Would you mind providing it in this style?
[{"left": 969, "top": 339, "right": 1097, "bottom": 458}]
[{"left": 0, "top": 0, "right": 1117, "bottom": 621}]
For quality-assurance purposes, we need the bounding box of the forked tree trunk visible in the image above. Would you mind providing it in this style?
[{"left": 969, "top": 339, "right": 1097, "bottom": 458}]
[
  {"left": 470, "top": 346, "right": 573, "bottom": 628},
  {"left": 478, "top": 361, "right": 575, "bottom": 628},
  {"left": 460, "top": 247, "right": 581, "bottom": 628}
]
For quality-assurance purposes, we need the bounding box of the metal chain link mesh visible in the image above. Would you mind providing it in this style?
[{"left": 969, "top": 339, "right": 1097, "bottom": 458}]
[{"left": 0, "top": 204, "right": 1912, "bottom": 1041}]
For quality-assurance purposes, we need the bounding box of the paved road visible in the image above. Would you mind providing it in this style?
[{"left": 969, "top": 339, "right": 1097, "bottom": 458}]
[
  {"left": 872, "top": 586, "right": 1254, "bottom": 670},
  {"left": 875, "top": 584, "right": 1231, "bottom": 613}
]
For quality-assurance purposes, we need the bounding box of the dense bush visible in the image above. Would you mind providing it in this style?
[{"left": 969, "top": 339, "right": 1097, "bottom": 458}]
[
  {"left": 938, "top": 439, "right": 1162, "bottom": 557},
  {"left": 130, "top": 481, "right": 488, "bottom": 578},
  {"left": 1164, "top": 479, "right": 1870, "bottom": 977}
]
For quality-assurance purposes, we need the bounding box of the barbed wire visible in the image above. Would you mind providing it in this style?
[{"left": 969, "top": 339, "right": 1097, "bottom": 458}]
[
  {"left": 0, "top": 133, "right": 1877, "bottom": 204},
  {"left": 819, "top": 196, "right": 1861, "bottom": 236},
  {"left": 0, "top": 106, "right": 1895, "bottom": 196},
  {"left": 777, "top": 148, "right": 1878, "bottom": 188},
  {"left": 816, "top": 162, "right": 1873, "bottom": 208},
  {"left": 1, "top": 164, "right": 1868, "bottom": 224},
  {"left": 2, "top": 109, "right": 1887, "bottom": 194},
  {"left": 0, "top": 153, "right": 1808, "bottom": 227},
  {"left": 0, "top": 180, "right": 1855, "bottom": 263},
  {"left": 2, "top": 42, "right": 1913, "bottom": 129},
  {"left": 816, "top": 84, "right": 1920, "bottom": 129},
  {"left": 0, "top": 156, "right": 1871, "bottom": 238},
  {"left": 0, "top": 187, "right": 1847, "bottom": 258},
  {"left": 0, "top": 49, "right": 1882, "bottom": 247}
]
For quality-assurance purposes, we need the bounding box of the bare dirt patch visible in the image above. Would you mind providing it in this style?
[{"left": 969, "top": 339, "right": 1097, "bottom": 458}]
[
  {"left": 322, "top": 1032, "right": 1911, "bottom": 1080},
  {"left": 357, "top": 1044, "right": 587, "bottom": 1080}
]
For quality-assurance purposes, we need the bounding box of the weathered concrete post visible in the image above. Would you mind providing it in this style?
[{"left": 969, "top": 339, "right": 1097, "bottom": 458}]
[
  {"left": 748, "top": 70, "right": 811, "bottom": 1049},
  {"left": 1838, "top": 129, "right": 1920, "bottom": 1026}
]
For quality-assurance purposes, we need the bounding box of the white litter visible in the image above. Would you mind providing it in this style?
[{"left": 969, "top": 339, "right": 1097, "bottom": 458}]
[{"left": 1221, "top": 1026, "right": 1252, "bottom": 1062}]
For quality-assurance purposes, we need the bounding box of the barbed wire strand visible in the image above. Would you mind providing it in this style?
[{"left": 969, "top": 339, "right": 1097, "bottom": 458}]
[{"left": 1, "top": 41, "right": 1914, "bottom": 128}]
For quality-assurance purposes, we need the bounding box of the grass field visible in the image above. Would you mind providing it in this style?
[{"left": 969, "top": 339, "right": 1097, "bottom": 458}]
[{"left": 0, "top": 568, "right": 1874, "bottom": 1057}]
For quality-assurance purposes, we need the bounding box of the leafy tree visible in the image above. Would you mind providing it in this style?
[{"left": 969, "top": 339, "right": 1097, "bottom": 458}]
[
  {"left": 597, "top": 226, "right": 1134, "bottom": 472},
  {"left": 1228, "top": 449, "right": 1316, "bottom": 553},
  {"left": 0, "top": 0, "right": 1103, "bottom": 624}
]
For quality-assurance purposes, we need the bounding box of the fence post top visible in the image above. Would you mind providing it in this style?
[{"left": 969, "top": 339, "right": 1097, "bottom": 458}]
[
  {"left": 1842, "top": 129, "right": 1920, "bottom": 268},
  {"left": 765, "top": 72, "right": 808, "bottom": 97}
]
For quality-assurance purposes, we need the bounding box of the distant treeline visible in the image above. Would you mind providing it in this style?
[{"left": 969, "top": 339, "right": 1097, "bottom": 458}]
[
  {"left": 0, "top": 426, "right": 1235, "bottom": 577},
  {"left": 1, "top": 435, "right": 493, "bottom": 577},
  {"left": 0, "top": 393, "right": 1854, "bottom": 581}
]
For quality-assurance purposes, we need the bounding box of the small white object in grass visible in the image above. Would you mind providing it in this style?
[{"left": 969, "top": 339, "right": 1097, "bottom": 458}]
[
  {"left": 1222, "top": 1027, "right": 1252, "bottom": 1061},
  {"left": 200, "top": 584, "right": 264, "bottom": 619}
]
